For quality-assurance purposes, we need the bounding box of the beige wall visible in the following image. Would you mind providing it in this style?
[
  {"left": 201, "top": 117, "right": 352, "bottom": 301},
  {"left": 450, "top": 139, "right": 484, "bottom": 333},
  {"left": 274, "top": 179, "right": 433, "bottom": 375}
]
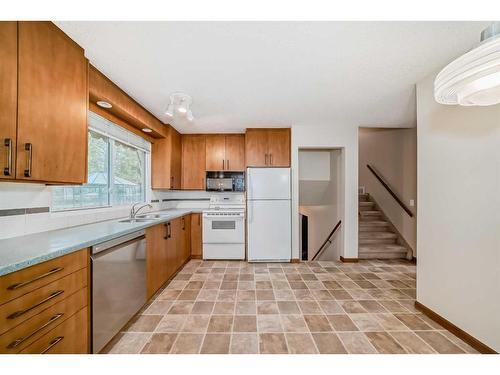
[
  {"left": 299, "top": 149, "right": 344, "bottom": 260},
  {"left": 358, "top": 127, "right": 417, "bottom": 254},
  {"left": 416, "top": 72, "right": 500, "bottom": 352}
]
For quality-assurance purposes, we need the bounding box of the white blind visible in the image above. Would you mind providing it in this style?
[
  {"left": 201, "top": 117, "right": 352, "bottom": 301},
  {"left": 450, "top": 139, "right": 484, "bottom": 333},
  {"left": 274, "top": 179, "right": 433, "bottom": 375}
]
[{"left": 88, "top": 111, "right": 151, "bottom": 153}]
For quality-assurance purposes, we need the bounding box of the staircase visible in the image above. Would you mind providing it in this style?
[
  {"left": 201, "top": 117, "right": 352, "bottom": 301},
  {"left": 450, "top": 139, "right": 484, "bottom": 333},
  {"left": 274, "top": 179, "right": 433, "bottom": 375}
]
[{"left": 358, "top": 193, "right": 411, "bottom": 259}]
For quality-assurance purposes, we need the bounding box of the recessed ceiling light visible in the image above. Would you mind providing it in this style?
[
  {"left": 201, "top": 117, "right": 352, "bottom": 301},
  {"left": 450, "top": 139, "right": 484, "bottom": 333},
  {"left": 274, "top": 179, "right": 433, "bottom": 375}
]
[
  {"left": 142, "top": 128, "right": 152, "bottom": 133},
  {"left": 96, "top": 101, "right": 112, "bottom": 109}
]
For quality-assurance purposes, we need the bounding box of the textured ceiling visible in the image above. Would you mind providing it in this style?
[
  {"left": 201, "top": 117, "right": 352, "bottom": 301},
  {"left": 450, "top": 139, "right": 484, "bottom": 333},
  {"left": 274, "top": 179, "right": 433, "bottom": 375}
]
[{"left": 56, "top": 21, "right": 487, "bottom": 133}]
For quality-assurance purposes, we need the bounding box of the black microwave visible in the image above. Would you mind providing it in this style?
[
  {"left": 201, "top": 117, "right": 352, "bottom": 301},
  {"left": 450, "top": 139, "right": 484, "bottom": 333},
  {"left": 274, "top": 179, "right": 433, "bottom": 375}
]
[{"left": 206, "top": 171, "right": 245, "bottom": 192}]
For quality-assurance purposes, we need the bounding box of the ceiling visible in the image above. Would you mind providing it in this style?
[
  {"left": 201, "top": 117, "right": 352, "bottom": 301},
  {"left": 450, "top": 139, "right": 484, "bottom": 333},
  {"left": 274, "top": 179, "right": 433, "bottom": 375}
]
[{"left": 56, "top": 21, "right": 488, "bottom": 133}]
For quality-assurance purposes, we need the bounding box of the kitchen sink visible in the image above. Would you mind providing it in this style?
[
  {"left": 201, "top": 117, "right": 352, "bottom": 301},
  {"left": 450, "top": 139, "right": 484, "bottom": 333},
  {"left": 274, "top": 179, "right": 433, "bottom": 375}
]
[{"left": 118, "top": 218, "right": 159, "bottom": 223}]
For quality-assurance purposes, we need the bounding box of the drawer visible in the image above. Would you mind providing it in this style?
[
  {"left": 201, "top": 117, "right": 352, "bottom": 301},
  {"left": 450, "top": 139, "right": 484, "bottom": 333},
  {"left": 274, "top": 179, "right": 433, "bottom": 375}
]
[
  {"left": 0, "top": 268, "right": 87, "bottom": 335},
  {"left": 0, "top": 249, "right": 88, "bottom": 305},
  {"left": 0, "top": 287, "right": 87, "bottom": 354},
  {"left": 20, "top": 307, "right": 88, "bottom": 354}
]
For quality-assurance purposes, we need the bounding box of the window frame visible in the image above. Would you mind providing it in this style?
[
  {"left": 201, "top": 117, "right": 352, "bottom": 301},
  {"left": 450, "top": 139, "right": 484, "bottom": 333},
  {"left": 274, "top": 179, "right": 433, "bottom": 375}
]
[{"left": 51, "top": 113, "right": 150, "bottom": 212}]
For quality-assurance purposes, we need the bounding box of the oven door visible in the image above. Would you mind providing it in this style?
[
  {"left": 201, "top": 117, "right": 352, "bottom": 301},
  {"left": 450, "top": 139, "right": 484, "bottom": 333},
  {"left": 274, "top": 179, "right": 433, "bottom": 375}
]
[{"left": 203, "top": 214, "right": 245, "bottom": 244}]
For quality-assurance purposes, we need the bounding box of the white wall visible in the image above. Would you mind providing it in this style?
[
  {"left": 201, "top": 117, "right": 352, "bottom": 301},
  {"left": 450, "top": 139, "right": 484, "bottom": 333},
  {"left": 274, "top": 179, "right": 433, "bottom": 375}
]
[
  {"left": 416, "top": 73, "right": 500, "bottom": 352},
  {"left": 292, "top": 124, "right": 358, "bottom": 259}
]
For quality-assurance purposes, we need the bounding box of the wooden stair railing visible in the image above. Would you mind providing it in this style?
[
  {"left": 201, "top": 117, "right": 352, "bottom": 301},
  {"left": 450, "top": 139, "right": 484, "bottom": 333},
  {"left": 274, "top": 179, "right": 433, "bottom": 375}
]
[
  {"left": 366, "top": 164, "right": 414, "bottom": 217},
  {"left": 311, "top": 220, "right": 342, "bottom": 261}
]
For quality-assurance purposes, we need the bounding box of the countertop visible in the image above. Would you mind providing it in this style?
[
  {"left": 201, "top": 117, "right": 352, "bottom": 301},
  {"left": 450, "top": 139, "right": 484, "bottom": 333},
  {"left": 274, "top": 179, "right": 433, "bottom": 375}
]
[{"left": 0, "top": 208, "right": 204, "bottom": 276}]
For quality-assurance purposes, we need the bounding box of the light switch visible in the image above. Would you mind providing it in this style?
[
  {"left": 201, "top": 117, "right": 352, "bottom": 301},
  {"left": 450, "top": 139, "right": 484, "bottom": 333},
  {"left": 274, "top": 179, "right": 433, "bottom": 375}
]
[{"left": 409, "top": 199, "right": 415, "bottom": 207}]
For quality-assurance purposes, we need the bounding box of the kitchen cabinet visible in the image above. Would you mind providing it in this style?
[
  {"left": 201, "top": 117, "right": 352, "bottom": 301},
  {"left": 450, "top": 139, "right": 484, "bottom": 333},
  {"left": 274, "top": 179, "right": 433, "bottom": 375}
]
[
  {"left": 146, "top": 223, "right": 169, "bottom": 298},
  {"left": 206, "top": 134, "right": 245, "bottom": 171},
  {"left": 0, "top": 249, "right": 89, "bottom": 354},
  {"left": 0, "top": 21, "right": 88, "bottom": 184},
  {"left": 152, "top": 125, "right": 182, "bottom": 190},
  {"left": 181, "top": 215, "right": 191, "bottom": 267},
  {"left": 245, "top": 128, "right": 290, "bottom": 167},
  {"left": 0, "top": 22, "right": 17, "bottom": 180},
  {"left": 190, "top": 213, "right": 203, "bottom": 258},
  {"left": 181, "top": 135, "right": 206, "bottom": 189}
]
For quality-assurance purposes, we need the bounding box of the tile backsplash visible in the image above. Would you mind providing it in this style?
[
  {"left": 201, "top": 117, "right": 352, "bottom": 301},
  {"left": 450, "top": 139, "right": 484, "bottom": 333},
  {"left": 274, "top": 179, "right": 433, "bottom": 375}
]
[{"left": 0, "top": 183, "right": 242, "bottom": 239}]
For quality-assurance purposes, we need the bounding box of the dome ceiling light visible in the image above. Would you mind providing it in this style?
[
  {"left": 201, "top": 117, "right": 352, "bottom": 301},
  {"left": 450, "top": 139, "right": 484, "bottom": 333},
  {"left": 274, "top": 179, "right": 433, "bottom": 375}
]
[
  {"left": 435, "top": 22, "right": 500, "bottom": 106},
  {"left": 165, "top": 92, "right": 194, "bottom": 121}
]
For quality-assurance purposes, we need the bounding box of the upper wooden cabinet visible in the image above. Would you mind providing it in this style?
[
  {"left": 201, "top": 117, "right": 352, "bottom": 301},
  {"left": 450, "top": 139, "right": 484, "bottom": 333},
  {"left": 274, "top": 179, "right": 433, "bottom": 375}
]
[
  {"left": 181, "top": 135, "right": 206, "bottom": 190},
  {"left": 152, "top": 125, "right": 182, "bottom": 190},
  {"left": 0, "top": 22, "right": 88, "bottom": 184},
  {"left": 245, "top": 128, "right": 290, "bottom": 167},
  {"left": 206, "top": 134, "right": 245, "bottom": 171},
  {"left": 0, "top": 22, "right": 17, "bottom": 180}
]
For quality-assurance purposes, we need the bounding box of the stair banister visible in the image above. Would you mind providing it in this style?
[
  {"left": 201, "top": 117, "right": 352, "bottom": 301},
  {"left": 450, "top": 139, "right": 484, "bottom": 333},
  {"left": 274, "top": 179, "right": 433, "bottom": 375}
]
[{"left": 311, "top": 220, "right": 342, "bottom": 261}]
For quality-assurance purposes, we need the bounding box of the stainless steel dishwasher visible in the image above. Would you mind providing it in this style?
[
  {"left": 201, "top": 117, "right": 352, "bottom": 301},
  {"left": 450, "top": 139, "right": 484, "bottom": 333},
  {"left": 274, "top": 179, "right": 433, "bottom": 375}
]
[{"left": 91, "top": 230, "right": 147, "bottom": 353}]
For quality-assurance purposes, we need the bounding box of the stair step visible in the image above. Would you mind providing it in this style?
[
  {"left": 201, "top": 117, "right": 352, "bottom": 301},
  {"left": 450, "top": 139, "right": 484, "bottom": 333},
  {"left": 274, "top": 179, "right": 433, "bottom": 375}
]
[
  {"left": 359, "top": 201, "right": 374, "bottom": 207},
  {"left": 359, "top": 220, "right": 389, "bottom": 227},
  {"left": 359, "top": 210, "right": 382, "bottom": 217},
  {"left": 359, "top": 194, "right": 369, "bottom": 202},
  {"left": 359, "top": 232, "right": 396, "bottom": 239},
  {"left": 358, "top": 244, "right": 407, "bottom": 259},
  {"left": 359, "top": 238, "right": 397, "bottom": 245}
]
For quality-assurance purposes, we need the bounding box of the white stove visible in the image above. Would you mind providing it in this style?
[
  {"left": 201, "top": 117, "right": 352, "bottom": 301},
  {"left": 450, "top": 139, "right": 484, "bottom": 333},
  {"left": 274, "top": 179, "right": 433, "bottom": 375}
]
[{"left": 202, "top": 195, "right": 246, "bottom": 260}]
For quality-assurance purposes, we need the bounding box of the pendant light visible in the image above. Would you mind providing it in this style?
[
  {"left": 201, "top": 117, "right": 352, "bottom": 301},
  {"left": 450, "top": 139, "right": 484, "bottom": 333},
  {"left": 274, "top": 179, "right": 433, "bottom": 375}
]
[{"left": 434, "top": 22, "right": 500, "bottom": 106}]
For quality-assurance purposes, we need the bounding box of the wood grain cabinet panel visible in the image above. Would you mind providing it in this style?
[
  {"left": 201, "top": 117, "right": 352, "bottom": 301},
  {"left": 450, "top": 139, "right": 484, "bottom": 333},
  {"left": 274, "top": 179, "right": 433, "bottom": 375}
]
[
  {"left": 245, "top": 129, "right": 268, "bottom": 167},
  {"left": 181, "top": 215, "right": 191, "bottom": 266},
  {"left": 224, "top": 134, "right": 245, "bottom": 171},
  {"left": 245, "top": 128, "right": 290, "bottom": 167},
  {"left": 267, "top": 128, "right": 290, "bottom": 167},
  {"left": 205, "top": 135, "right": 226, "bottom": 171},
  {"left": 190, "top": 213, "right": 202, "bottom": 258},
  {"left": 181, "top": 135, "right": 206, "bottom": 189},
  {"left": 20, "top": 307, "right": 88, "bottom": 354},
  {"left": 146, "top": 223, "right": 169, "bottom": 298},
  {"left": 152, "top": 126, "right": 182, "bottom": 190},
  {"left": 16, "top": 22, "right": 88, "bottom": 184},
  {"left": 0, "top": 22, "right": 18, "bottom": 180}
]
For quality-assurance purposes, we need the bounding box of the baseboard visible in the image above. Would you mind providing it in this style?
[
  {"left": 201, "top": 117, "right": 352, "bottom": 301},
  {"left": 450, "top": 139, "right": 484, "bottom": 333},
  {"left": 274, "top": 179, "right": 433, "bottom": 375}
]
[
  {"left": 340, "top": 256, "right": 359, "bottom": 263},
  {"left": 291, "top": 258, "right": 300, "bottom": 263},
  {"left": 190, "top": 254, "right": 202, "bottom": 259},
  {"left": 414, "top": 301, "right": 497, "bottom": 354}
]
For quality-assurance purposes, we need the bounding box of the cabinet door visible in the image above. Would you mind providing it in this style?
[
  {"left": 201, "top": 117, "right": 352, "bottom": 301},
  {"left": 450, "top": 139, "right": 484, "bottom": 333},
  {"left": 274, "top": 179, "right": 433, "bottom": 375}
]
[
  {"left": 167, "top": 217, "right": 183, "bottom": 277},
  {"left": 190, "top": 213, "right": 202, "bottom": 258},
  {"left": 245, "top": 129, "right": 268, "bottom": 167},
  {"left": 0, "top": 22, "right": 17, "bottom": 180},
  {"left": 267, "top": 129, "right": 290, "bottom": 167},
  {"left": 205, "top": 134, "right": 226, "bottom": 171},
  {"left": 181, "top": 215, "right": 191, "bottom": 265},
  {"left": 181, "top": 135, "right": 206, "bottom": 189},
  {"left": 16, "top": 22, "right": 88, "bottom": 183},
  {"left": 224, "top": 134, "right": 245, "bottom": 171},
  {"left": 146, "top": 224, "right": 168, "bottom": 298},
  {"left": 170, "top": 129, "right": 182, "bottom": 189}
]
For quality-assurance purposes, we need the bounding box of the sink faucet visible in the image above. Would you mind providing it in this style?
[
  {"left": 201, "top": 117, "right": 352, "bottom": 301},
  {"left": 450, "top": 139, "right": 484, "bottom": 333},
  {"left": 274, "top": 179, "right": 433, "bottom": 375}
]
[{"left": 130, "top": 202, "right": 153, "bottom": 219}]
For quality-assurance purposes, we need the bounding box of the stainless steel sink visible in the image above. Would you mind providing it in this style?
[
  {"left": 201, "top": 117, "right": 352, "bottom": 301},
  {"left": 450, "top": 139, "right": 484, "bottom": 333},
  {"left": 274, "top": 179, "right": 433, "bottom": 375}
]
[{"left": 118, "top": 218, "right": 158, "bottom": 223}]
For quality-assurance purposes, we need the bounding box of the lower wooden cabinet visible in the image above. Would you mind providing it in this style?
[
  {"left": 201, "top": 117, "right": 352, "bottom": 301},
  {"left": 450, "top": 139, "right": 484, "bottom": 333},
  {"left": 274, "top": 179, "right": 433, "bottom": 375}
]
[
  {"left": 146, "top": 215, "right": 193, "bottom": 298},
  {"left": 190, "top": 213, "right": 202, "bottom": 258},
  {"left": 0, "top": 249, "right": 89, "bottom": 354}
]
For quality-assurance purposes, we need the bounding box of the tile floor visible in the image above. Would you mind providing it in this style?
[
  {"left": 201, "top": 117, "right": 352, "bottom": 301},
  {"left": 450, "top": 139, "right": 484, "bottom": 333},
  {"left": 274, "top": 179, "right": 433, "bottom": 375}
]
[{"left": 104, "top": 259, "right": 477, "bottom": 354}]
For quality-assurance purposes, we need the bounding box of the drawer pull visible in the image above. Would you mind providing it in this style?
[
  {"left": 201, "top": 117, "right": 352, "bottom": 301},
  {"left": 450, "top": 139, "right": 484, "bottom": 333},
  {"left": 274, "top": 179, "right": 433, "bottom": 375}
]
[
  {"left": 6, "top": 313, "right": 64, "bottom": 349},
  {"left": 41, "top": 336, "right": 64, "bottom": 354},
  {"left": 7, "top": 290, "right": 64, "bottom": 320},
  {"left": 7, "top": 267, "right": 64, "bottom": 291}
]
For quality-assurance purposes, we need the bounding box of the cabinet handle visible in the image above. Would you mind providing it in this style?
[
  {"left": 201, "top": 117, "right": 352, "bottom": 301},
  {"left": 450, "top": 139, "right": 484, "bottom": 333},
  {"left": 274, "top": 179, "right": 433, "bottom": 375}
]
[
  {"left": 168, "top": 222, "right": 172, "bottom": 238},
  {"left": 170, "top": 176, "right": 174, "bottom": 189},
  {"left": 182, "top": 217, "right": 185, "bottom": 230},
  {"left": 3, "top": 138, "right": 12, "bottom": 176},
  {"left": 270, "top": 154, "right": 273, "bottom": 166},
  {"left": 7, "top": 290, "right": 64, "bottom": 320},
  {"left": 24, "top": 143, "right": 32, "bottom": 177},
  {"left": 7, "top": 267, "right": 64, "bottom": 290},
  {"left": 198, "top": 214, "right": 201, "bottom": 226},
  {"left": 226, "top": 159, "right": 229, "bottom": 170},
  {"left": 41, "top": 336, "right": 64, "bottom": 354},
  {"left": 163, "top": 223, "right": 172, "bottom": 240},
  {"left": 222, "top": 159, "right": 225, "bottom": 170},
  {"left": 7, "top": 313, "right": 64, "bottom": 349},
  {"left": 265, "top": 154, "right": 268, "bottom": 165}
]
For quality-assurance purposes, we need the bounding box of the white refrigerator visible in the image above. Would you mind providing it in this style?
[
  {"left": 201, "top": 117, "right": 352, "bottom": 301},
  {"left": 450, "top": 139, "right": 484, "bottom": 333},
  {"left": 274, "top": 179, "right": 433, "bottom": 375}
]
[{"left": 247, "top": 167, "right": 291, "bottom": 262}]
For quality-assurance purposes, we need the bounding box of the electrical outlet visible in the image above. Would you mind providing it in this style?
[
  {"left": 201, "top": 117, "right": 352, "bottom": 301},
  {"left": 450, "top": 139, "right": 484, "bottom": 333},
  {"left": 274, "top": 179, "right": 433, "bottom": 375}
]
[{"left": 409, "top": 199, "right": 415, "bottom": 207}]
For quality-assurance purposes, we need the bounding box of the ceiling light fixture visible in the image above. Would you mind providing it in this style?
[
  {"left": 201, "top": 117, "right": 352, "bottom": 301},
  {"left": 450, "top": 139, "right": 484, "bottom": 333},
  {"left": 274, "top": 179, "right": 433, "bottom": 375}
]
[
  {"left": 96, "top": 100, "right": 112, "bottom": 109},
  {"left": 142, "top": 128, "right": 152, "bottom": 133},
  {"left": 165, "top": 92, "right": 194, "bottom": 121},
  {"left": 435, "top": 22, "right": 500, "bottom": 106}
]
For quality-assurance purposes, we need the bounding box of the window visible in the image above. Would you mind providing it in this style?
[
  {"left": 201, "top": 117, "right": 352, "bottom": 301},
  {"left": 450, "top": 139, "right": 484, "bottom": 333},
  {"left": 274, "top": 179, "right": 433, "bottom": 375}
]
[{"left": 52, "top": 113, "right": 150, "bottom": 211}]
